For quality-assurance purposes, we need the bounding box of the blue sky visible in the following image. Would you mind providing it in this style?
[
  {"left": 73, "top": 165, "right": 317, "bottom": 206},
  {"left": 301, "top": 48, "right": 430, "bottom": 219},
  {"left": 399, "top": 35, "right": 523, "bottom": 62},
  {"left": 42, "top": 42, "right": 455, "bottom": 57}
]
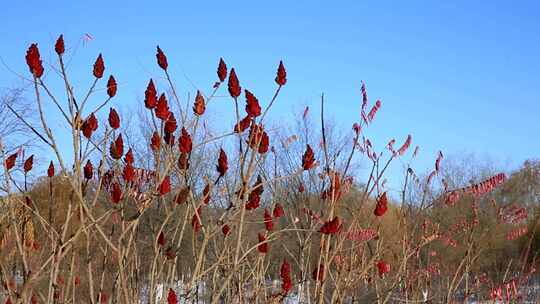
[{"left": 1, "top": 1, "right": 539, "bottom": 191}]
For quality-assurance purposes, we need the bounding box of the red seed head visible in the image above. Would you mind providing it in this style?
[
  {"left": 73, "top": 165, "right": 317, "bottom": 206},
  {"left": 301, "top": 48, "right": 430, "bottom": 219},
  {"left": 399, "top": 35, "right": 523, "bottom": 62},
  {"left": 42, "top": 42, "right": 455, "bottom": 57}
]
[
  {"left": 280, "top": 259, "right": 292, "bottom": 294},
  {"left": 47, "top": 161, "right": 55, "bottom": 177},
  {"left": 93, "top": 54, "right": 105, "bottom": 79},
  {"left": 246, "top": 192, "right": 261, "bottom": 210},
  {"left": 124, "top": 148, "right": 134, "bottom": 164},
  {"left": 319, "top": 216, "right": 341, "bottom": 234},
  {"left": 158, "top": 176, "right": 171, "bottom": 196},
  {"left": 156, "top": 46, "right": 168, "bottom": 70},
  {"left": 217, "top": 58, "right": 227, "bottom": 82},
  {"left": 55, "top": 34, "right": 65, "bottom": 55},
  {"left": 302, "top": 144, "right": 316, "bottom": 170},
  {"left": 167, "top": 288, "right": 178, "bottom": 304},
  {"left": 158, "top": 231, "right": 166, "bottom": 246},
  {"left": 257, "top": 131, "right": 269, "bottom": 154},
  {"left": 25, "top": 43, "right": 44, "bottom": 78},
  {"left": 164, "top": 113, "right": 178, "bottom": 134},
  {"left": 155, "top": 93, "right": 170, "bottom": 120},
  {"left": 202, "top": 183, "right": 211, "bottom": 204},
  {"left": 228, "top": 68, "right": 241, "bottom": 98},
  {"left": 273, "top": 203, "right": 284, "bottom": 218},
  {"left": 122, "top": 162, "right": 135, "bottom": 182},
  {"left": 374, "top": 192, "right": 388, "bottom": 217},
  {"left": 108, "top": 108, "right": 120, "bottom": 129},
  {"left": 178, "top": 128, "right": 193, "bottom": 153},
  {"left": 110, "top": 182, "right": 122, "bottom": 204},
  {"left": 23, "top": 155, "right": 34, "bottom": 173},
  {"left": 216, "top": 148, "right": 228, "bottom": 176},
  {"left": 376, "top": 260, "right": 390, "bottom": 276},
  {"left": 107, "top": 75, "right": 117, "bottom": 98},
  {"left": 275, "top": 60, "right": 287, "bottom": 86},
  {"left": 193, "top": 90, "right": 206, "bottom": 115},
  {"left": 234, "top": 115, "right": 251, "bottom": 133},
  {"left": 150, "top": 132, "right": 161, "bottom": 151},
  {"left": 83, "top": 160, "right": 93, "bottom": 179},
  {"left": 144, "top": 79, "right": 158, "bottom": 109},
  {"left": 222, "top": 224, "right": 231, "bottom": 236},
  {"left": 245, "top": 90, "right": 261, "bottom": 117},
  {"left": 110, "top": 134, "right": 124, "bottom": 159},
  {"left": 82, "top": 113, "right": 99, "bottom": 138}
]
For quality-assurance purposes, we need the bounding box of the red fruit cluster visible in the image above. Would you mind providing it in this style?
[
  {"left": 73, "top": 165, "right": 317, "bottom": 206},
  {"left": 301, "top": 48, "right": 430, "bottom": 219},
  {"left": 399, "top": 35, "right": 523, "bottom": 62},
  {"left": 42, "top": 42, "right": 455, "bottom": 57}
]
[
  {"left": 376, "top": 260, "right": 390, "bottom": 276},
  {"left": 124, "top": 148, "right": 134, "bottom": 164},
  {"left": 302, "top": 144, "right": 315, "bottom": 170},
  {"left": 245, "top": 191, "right": 260, "bottom": 210},
  {"left": 164, "top": 113, "right": 177, "bottom": 133},
  {"left": 247, "top": 123, "right": 269, "bottom": 154},
  {"left": 275, "top": 61, "right": 287, "bottom": 86},
  {"left": 273, "top": 203, "right": 284, "bottom": 218},
  {"left": 55, "top": 35, "right": 65, "bottom": 55},
  {"left": 148, "top": 132, "right": 160, "bottom": 152},
  {"left": 167, "top": 288, "right": 178, "bottom": 304},
  {"left": 158, "top": 176, "right": 171, "bottom": 196},
  {"left": 93, "top": 54, "right": 105, "bottom": 78},
  {"left": 319, "top": 216, "right": 341, "bottom": 234},
  {"left": 81, "top": 113, "right": 98, "bottom": 138},
  {"left": 110, "top": 182, "right": 122, "bottom": 204},
  {"left": 158, "top": 231, "right": 166, "bottom": 247},
  {"left": 84, "top": 160, "right": 93, "bottom": 179},
  {"left": 216, "top": 149, "right": 228, "bottom": 176},
  {"left": 155, "top": 94, "right": 170, "bottom": 120},
  {"left": 234, "top": 115, "right": 251, "bottom": 133},
  {"left": 144, "top": 79, "right": 158, "bottom": 109},
  {"left": 110, "top": 135, "right": 124, "bottom": 159},
  {"left": 107, "top": 75, "right": 117, "bottom": 98},
  {"left": 244, "top": 90, "right": 261, "bottom": 117},
  {"left": 23, "top": 155, "right": 33, "bottom": 173},
  {"left": 228, "top": 68, "right": 241, "bottom": 98},
  {"left": 25, "top": 44, "right": 44, "bottom": 77},
  {"left": 217, "top": 58, "right": 227, "bottom": 82},
  {"left": 47, "top": 161, "right": 55, "bottom": 177},
  {"left": 202, "top": 184, "right": 211, "bottom": 204},
  {"left": 122, "top": 162, "right": 135, "bottom": 182},
  {"left": 4, "top": 153, "right": 17, "bottom": 171},
  {"left": 280, "top": 259, "right": 292, "bottom": 295},
  {"left": 222, "top": 224, "right": 231, "bottom": 236},
  {"left": 156, "top": 46, "right": 168, "bottom": 70},
  {"left": 178, "top": 128, "right": 192, "bottom": 153},
  {"left": 374, "top": 192, "right": 388, "bottom": 217},
  {"left": 246, "top": 176, "right": 264, "bottom": 210},
  {"left": 193, "top": 91, "right": 206, "bottom": 115},
  {"left": 108, "top": 108, "right": 120, "bottom": 129}
]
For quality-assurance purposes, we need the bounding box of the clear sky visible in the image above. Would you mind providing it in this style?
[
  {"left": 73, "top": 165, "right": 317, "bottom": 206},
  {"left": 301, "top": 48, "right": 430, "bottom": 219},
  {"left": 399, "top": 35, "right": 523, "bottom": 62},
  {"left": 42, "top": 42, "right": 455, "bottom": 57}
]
[{"left": 1, "top": 1, "right": 539, "bottom": 191}]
